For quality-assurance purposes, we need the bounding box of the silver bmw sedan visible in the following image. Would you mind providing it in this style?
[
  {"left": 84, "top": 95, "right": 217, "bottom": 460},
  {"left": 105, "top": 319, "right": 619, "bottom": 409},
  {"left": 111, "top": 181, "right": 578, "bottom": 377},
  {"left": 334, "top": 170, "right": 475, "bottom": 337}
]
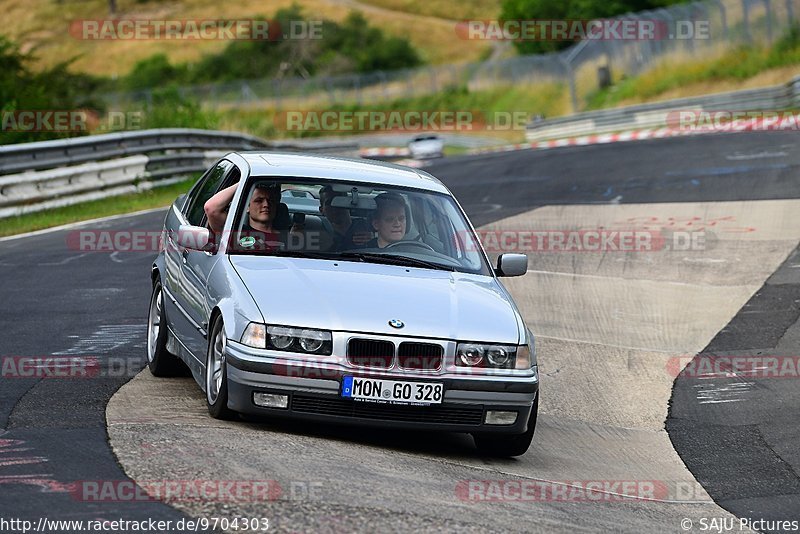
[{"left": 147, "top": 152, "right": 538, "bottom": 456}]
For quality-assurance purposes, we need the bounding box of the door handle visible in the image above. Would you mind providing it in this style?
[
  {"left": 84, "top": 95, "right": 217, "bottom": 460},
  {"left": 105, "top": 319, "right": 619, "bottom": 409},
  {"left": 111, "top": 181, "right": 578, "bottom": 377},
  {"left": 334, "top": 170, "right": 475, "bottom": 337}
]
[{"left": 181, "top": 249, "right": 189, "bottom": 263}]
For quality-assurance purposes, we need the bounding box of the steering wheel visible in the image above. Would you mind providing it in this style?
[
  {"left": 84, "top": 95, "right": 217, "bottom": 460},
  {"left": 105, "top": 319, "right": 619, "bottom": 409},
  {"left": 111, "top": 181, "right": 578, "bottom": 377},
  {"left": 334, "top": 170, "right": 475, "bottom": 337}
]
[{"left": 384, "top": 240, "right": 436, "bottom": 252}]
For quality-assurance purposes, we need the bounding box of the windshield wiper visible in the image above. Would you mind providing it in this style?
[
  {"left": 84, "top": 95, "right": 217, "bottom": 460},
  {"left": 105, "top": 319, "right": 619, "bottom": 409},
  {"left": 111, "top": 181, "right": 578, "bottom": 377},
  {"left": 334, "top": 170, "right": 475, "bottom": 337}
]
[{"left": 338, "top": 252, "right": 456, "bottom": 272}]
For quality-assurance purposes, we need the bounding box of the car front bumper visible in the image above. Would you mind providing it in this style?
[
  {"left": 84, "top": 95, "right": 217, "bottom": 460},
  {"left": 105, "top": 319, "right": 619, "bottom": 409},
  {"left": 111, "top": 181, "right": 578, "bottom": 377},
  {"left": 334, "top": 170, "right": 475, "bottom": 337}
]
[{"left": 224, "top": 341, "right": 538, "bottom": 434}]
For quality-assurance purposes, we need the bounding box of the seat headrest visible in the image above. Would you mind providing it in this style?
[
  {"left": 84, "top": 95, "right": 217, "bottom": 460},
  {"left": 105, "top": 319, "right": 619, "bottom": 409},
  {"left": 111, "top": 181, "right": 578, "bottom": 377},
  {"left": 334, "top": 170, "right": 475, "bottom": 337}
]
[{"left": 273, "top": 203, "right": 292, "bottom": 231}]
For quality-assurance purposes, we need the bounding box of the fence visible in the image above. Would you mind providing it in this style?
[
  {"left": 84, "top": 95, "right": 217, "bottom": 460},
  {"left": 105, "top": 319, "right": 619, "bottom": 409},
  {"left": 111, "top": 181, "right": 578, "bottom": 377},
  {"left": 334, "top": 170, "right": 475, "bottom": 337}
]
[
  {"left": 0, "top": 129, "right": 358, "bottom": 218},
  {"left": 101, "top": 0, "right": 800, "bottom": 114}
]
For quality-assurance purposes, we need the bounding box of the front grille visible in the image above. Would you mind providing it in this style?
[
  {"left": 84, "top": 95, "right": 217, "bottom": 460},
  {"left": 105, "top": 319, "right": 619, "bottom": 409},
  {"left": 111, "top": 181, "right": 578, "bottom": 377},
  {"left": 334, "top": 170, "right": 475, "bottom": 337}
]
[
  {"left": 397, "top": 342, "right": 443, "bottom": 370},
  {"left": 291, "top": 395, "right": 484, "bottom": 425},
  {"left": 347, "top": 338, "right": 394, "bottom": 368}
]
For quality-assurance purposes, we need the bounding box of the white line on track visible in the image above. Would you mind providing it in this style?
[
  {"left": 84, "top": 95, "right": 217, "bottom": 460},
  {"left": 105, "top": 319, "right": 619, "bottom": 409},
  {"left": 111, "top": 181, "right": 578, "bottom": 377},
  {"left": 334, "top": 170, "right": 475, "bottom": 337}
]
[
  {"left": 38, "top": 252, "right": 90, "bottom": 266},
  {"left": 534, "top": 334, "right": 679, "bottom": 354},
  {"left": 0, "top": 206, "right": 169, "bottom": 243},
  {"left": 524, "top": 268, "right": 735, "bottom": 288}
]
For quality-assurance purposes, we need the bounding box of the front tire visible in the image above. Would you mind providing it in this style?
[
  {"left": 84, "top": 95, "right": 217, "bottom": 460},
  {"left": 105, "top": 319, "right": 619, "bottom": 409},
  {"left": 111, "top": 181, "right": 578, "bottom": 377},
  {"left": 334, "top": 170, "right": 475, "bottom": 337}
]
[
  {"left": 206, "top": 315, "right": 235, "bottom": 420},
  {"left": 473, "top": 395, "right": 538, "bottom": 457},
  {"left": 147, "top": 280, "right": 182, "bottom": 377}
]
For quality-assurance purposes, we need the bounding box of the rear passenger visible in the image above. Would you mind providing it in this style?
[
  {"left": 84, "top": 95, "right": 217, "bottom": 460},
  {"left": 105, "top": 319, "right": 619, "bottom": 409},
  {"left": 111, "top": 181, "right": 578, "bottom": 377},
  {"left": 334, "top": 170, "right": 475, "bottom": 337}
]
[{"left": 317, "top": 185, "right": 373, "bottom": 251}]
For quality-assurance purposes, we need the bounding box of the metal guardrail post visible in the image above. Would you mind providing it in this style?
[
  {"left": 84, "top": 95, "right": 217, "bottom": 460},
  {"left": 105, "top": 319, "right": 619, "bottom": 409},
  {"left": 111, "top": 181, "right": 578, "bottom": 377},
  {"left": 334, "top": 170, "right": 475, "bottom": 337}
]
[
  {"left": 693, "top": 1, "right": 713, "bottom": 48},
  {"left": 674, "top": 4, "right": 697, "bottom": 52},
  {"left": 561, "top": 38, "right": 591, "bottom": 114},
  {"left": 654, "top": 8, "right": 677, "bottom": 55},
  {"left": 761, "top": 0, "right": 774, "bottom": 43},
  {"left": 377, "top": 71, "right": 389, "bottom": 100},
  {"left": 273, "top": 79, "right": 282, "bottom": 109},
  {"left": 560, "top": 55, "right": 578, "bottom": 114},
  {"left": 743, "top": 0, "right": 752, "bottom": 42}
]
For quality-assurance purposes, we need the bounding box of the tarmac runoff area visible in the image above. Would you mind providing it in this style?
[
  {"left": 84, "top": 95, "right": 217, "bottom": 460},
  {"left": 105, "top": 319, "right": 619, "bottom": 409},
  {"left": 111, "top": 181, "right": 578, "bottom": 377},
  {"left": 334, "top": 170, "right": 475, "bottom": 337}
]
[{"left": 105, "top": 198, "right": 800, "bottom": 532}]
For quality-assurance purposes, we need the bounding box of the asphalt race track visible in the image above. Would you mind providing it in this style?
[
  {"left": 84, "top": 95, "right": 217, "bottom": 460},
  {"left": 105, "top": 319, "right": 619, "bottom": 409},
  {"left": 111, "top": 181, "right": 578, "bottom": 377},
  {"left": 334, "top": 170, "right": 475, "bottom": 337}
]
[{"left": 1, "top": 130, "right": 799, "bottom": 533}]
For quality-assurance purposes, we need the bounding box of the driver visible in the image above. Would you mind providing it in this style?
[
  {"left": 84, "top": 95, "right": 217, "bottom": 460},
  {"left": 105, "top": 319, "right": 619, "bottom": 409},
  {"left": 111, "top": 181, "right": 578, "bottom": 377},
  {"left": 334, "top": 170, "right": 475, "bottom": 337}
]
[
  {"left": 205, "top": 182, "right": 286, "bottom": 249},
  {"left": 366, "top": 192, "right": 407, "bottom": 248}
]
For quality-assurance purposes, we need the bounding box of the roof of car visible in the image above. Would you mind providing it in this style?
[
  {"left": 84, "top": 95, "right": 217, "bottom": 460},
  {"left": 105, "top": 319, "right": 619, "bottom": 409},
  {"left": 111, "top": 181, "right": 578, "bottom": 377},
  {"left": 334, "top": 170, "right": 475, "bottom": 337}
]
[{"left": 232, "top": 152, "right": 450, "bottom": 194}]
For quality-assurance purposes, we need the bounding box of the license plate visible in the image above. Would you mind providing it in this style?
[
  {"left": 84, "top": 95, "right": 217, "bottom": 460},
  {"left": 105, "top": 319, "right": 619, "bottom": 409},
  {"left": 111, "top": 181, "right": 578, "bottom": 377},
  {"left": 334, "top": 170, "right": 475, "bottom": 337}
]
[{"left": 342, "top": 376, "right": 443, "bottom": 405}]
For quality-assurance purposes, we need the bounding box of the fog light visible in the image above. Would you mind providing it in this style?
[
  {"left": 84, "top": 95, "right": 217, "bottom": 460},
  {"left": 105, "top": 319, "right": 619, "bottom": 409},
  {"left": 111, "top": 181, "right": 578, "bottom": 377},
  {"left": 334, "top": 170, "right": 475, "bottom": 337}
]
[
  {"left": 253, "top": 393, "right": 289, "bottom": 409},
  {"left": 484, "top": 410, "right": 518, "bottom": 425}
]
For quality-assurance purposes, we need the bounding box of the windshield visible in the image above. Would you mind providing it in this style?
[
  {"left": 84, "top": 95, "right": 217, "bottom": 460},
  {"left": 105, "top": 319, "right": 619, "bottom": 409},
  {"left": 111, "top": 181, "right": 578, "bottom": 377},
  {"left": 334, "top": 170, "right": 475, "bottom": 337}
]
[{"left": 227, "top": 177, "right": 492, "bottom": 276}]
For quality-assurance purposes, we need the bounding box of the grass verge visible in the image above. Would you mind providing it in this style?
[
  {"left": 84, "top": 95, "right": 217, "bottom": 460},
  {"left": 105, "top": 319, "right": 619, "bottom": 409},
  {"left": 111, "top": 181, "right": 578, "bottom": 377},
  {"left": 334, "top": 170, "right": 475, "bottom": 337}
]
[
  {"left": 220, "top": 83, "right": 569, "bottom": 142},
  {"left": 0, "top": 177, "right": 198, "bottom": 238}
]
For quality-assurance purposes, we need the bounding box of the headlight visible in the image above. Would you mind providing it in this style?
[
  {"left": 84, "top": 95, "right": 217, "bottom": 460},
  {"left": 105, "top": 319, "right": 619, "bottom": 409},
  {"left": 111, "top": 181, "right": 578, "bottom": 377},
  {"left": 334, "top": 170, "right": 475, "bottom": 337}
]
[
  {"left": 456, "top": 343, "right": 517, "bottom": 369},
  {"left": 297, "top": 329, "right": 327, "bottom": 352},
  {"left": 457, "top": 344, "right": 485, "bottom": 366},
  {"left": 267, "top": 325, "right": 332, "bottom": 355},
  {"left": 487, "top": 347, "right": 511, "bottom": 366},
  {"left": 268, "top": 326, "right": 295, "bottom": 350}
]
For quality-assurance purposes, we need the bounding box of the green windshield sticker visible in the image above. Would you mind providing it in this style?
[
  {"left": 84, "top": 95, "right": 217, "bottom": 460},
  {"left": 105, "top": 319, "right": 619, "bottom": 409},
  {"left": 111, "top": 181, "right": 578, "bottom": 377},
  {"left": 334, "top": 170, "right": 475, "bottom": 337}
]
[{"left": 239, "top": 236, "right": 256, "bottom": 248}]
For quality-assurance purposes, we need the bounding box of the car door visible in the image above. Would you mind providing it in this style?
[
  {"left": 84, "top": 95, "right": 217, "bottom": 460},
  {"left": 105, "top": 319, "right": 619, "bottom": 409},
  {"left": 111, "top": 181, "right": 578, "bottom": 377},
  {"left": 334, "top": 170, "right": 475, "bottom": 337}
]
[
  {"left": 165, "top": 159, "right": 233, "bottom": 361},
  {"left": 179, "top": 162, "right": 242, "bottom": 359}
]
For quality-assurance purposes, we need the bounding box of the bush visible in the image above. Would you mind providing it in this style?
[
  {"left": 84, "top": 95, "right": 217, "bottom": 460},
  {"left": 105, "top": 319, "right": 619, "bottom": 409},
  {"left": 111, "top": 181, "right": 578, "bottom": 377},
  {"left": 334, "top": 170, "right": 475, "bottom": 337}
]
[
  {"left": 121, "top": 7, "right": 422, "bottom": 90},
  {"left": 0, "top": 36, "right": 103, "bottom": 144},
  {"left": 126, "top": 54, "right": 187, "bottom": 91},
  {"left": 137, "top": 87, "right": 220, "bottom": 130}
]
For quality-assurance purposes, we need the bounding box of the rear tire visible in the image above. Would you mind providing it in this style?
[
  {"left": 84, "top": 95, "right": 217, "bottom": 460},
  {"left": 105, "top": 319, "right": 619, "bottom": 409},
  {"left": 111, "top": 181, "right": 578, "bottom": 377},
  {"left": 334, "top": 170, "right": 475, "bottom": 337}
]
[
  {"left": 147, "top": 280, "right": 182, "bottom": 377},
  {"left": 473, "top": 395, "right": 538, "bottom": 457},
  {"left": 206, "top": 315, "right": 235, "bottom": 420}
]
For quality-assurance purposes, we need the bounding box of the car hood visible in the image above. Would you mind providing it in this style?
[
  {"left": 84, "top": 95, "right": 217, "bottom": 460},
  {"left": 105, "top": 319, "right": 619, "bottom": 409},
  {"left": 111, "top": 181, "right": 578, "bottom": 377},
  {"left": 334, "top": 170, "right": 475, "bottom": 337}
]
[{"left": 230, "top": 256, "right": 522, "bottom": 343}]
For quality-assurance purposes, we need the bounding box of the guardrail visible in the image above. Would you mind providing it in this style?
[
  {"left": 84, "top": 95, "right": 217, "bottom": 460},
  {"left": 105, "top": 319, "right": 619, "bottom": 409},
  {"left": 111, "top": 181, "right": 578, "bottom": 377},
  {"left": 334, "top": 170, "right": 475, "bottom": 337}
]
[
  {"left": 526, "top": 75, "right": 800, "bottom": 141},
  {"left": 0, "top": 129, "right": 359, "bottom": 218}
]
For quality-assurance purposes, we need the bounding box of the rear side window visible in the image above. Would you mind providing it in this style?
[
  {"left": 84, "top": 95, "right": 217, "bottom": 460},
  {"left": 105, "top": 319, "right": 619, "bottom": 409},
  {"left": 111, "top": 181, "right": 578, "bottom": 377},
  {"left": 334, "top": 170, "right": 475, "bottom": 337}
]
[{"left": 184, "top": 160, "right": 233, "bottom": 226}]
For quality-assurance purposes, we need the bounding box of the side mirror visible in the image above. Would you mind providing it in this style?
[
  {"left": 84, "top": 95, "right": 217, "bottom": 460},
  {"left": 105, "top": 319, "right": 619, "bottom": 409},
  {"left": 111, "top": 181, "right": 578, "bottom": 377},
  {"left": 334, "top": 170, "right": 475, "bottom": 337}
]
[
  {"left": 496, "top": 253, "right": 528, "bottom": 277},
  {"left": 176, "top": 225, "right": 212, "bottom": 251}
]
